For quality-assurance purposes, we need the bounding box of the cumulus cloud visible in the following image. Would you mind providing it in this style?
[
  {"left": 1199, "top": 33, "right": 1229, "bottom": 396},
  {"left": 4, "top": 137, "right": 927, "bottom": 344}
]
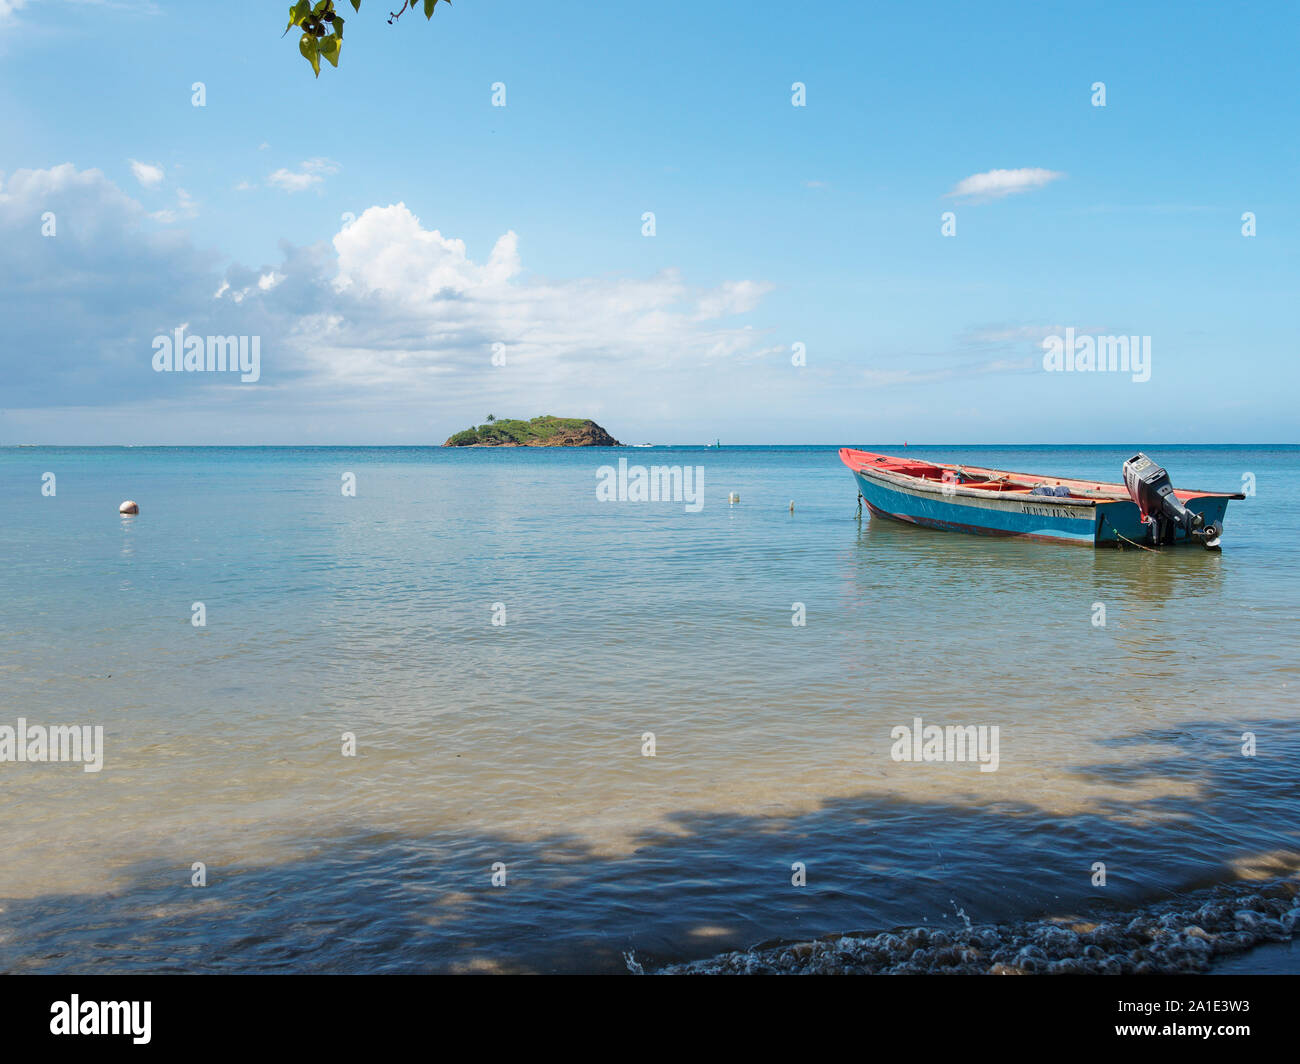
[
  {"left": 947, "top": 167, "right": 1064, "bottom": 201},
  {"left": 0, "top": 167, "right": 780, "bottom": 436},
  {"left": 333, "top": 204, "right": 521, "bottom": 299},
  {"left": 128, "top": 159, "right": 164, "bottom": 187},
  {"left": 309, "top": 203, "right": 779, "bottom": 393},
  {"left": 267, "top": 157, "right": 340, "bottom": 192}
]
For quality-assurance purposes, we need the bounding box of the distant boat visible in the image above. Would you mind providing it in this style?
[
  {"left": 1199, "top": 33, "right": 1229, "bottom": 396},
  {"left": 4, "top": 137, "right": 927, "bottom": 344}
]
[
  {"left": 630, "top": 443, "right": 654, "bottom": 448},
  {"left": 840, "top": 448, "right": 1244, "bottom": 549},
  {"left": 705, "top": 438, "right": 721, "bottom": 448}
]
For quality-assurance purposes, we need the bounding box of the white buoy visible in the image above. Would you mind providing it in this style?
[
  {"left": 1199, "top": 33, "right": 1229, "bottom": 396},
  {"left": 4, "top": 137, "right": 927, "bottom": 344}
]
[
  {"left": 119, "top": 500, "right": 139, "bottom": 515},
  {"left": 728, "top": 492, "right": 740, "bottom": 504}
]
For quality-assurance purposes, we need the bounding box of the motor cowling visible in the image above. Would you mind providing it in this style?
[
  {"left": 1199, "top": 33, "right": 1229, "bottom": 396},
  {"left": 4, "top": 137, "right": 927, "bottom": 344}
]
[{"left": 1122, "top": 452, "right": 1220, "bottom": 548}]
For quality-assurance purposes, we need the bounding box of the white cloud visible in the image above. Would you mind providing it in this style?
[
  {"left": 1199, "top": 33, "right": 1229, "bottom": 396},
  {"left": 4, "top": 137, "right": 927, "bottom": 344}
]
[
  {"left": 0, "top": 164, "right": 221, "bottom": 410},
  {"left": 947, "top": 167, "right": 1064, "bottom": 201},
  {"left": 333, "top": 203, "right": 520, "bottom": 299},
  {"left": 128, "top": 159, "right": 164, "bottom": 187},
  {"left": 0, "top": 169, "right": 780, "bottom": 433},
  {"left": 693, "top": 280, "right": 772, "bottom": 320},
  {"left": 267, "top": 169, "right": 319, "bottom": 193},
  {"left": 267, "top": 157, "right": 340, "bottom": 192},
  {"left": 149, "top": 186, "right": 195, "bottom": 223},
  {"left": 317, "top": 203, "right": 777, "bottom": 392}
]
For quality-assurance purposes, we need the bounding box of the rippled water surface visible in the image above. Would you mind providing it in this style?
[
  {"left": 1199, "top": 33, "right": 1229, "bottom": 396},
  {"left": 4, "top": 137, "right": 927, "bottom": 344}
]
[{"left": 0, "top": 445, "right": 1296, "bottom": 972}]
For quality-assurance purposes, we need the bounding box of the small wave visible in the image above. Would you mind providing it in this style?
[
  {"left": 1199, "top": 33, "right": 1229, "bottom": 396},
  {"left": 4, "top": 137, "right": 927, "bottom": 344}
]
[{"left": 654, "top": 875, "right": 1300, "bottom": 975}]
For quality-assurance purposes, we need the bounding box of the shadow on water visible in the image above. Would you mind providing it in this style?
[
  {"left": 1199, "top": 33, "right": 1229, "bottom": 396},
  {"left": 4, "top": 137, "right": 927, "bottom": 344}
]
[{"left": 0, "top": 719, "right": 1296, "bottom": 974}]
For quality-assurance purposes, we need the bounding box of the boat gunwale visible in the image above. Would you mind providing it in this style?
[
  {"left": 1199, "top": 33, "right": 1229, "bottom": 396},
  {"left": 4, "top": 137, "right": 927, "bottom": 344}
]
[
  {"left": 838, "top": 448, "right": 1247, "bottom": 503},
  {"left": 849, "top": 460, "right": 1105, "bottom": 509}
]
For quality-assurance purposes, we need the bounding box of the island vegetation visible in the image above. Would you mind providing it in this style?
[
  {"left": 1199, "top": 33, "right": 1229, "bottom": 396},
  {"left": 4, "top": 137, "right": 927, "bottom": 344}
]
[{"left": 443, "top": 416, "right": 621, "bottom": 447}]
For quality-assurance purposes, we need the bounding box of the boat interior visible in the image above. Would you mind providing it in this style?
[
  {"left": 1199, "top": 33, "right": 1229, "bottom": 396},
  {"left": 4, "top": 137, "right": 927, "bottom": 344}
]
[
  {"left": 844, "top": 450, "right": 1127, "bottom": 499},
  {"left": 840, "top": 448, "right": 1233, "bottom": 503}
]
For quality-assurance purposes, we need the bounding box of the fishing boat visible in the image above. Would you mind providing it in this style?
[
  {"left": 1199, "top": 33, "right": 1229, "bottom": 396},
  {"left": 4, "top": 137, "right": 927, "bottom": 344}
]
[{"left": 840, "top": 448, "right": 1245, "bottom": 549}]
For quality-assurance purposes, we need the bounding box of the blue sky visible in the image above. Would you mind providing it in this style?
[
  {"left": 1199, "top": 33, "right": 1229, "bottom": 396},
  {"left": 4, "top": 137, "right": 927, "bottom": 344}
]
[{"left": 0, "top": 0, "right": 1295, "bottom": 443}]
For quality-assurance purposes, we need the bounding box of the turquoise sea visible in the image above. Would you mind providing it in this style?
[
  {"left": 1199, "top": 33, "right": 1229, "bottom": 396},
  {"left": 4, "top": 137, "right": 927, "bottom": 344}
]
[{"left": 0, "top": 444, "right": 1296, "bottom": 972}]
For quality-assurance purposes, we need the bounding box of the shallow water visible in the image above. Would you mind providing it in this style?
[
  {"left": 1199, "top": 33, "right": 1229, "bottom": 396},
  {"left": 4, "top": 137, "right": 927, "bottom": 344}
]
[
  {"left": 0, "top": 445, "right": 1296, "bottom": 972},
  {"left": 657, "top": 874, "right": 1300, "bottom": 974}
]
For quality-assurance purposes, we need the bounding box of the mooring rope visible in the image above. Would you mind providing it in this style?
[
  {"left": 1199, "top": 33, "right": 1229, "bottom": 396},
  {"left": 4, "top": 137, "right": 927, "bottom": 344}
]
[{"left": 1114, "top": 530, "right": 1161, "bottom": 553}]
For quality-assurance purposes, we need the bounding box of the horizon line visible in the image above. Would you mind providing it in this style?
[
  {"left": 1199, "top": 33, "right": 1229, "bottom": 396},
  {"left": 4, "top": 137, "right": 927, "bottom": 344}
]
[{"left": 2, "top": 442, "right": 1295, "bottom": 449}]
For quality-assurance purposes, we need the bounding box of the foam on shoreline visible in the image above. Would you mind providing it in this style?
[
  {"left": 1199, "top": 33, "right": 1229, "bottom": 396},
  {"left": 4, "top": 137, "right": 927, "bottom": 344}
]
[{"left": 651, "top": 875, "right": 1300, "bottom": 975}]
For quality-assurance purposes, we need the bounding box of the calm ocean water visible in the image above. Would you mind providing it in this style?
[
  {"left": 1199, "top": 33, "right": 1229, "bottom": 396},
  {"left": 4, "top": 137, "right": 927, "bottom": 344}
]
[{"left": 0, "top": 444, "right": 1296, "bottom": 973}]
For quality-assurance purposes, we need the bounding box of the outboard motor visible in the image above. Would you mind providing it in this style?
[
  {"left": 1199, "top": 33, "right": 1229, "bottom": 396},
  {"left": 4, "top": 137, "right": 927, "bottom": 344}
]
[{"left": 1122, "top": 453, "right": 1221, "bottom": 549}]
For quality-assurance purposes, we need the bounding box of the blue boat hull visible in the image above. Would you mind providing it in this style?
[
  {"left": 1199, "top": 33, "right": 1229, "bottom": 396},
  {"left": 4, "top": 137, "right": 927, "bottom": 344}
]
[{"left": 850, "top": 469, "right": 1233, "bottom": 548}]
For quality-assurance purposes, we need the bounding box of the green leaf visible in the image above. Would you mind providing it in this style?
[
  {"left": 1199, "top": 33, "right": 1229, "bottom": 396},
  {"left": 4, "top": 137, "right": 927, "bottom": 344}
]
[
  {"left": 319, "top": 35, "right": 341, "bottom": 67},
  {"left": 300, "top": 33, "right": 321, "bottom": 77},
  {"left": 313, "top": 0, "right": 330, "bottom": 14},
  {"left": 350, "top": 0, "right": 360, "bottom": 11},
  {"left": 284, "top": 0, "right": 310, "bottom": 32},
  {"left": 332, "top": 14, "right": 344, "bottom": 38},
  {"left": 424, "top": 0, "right": 437, "bottom": 17}
]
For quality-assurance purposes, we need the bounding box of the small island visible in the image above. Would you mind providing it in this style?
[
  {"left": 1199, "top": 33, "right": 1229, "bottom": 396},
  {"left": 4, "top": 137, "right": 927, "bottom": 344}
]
[{"left": 443, "top": 415, "right": 621, "bottom": 447}]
